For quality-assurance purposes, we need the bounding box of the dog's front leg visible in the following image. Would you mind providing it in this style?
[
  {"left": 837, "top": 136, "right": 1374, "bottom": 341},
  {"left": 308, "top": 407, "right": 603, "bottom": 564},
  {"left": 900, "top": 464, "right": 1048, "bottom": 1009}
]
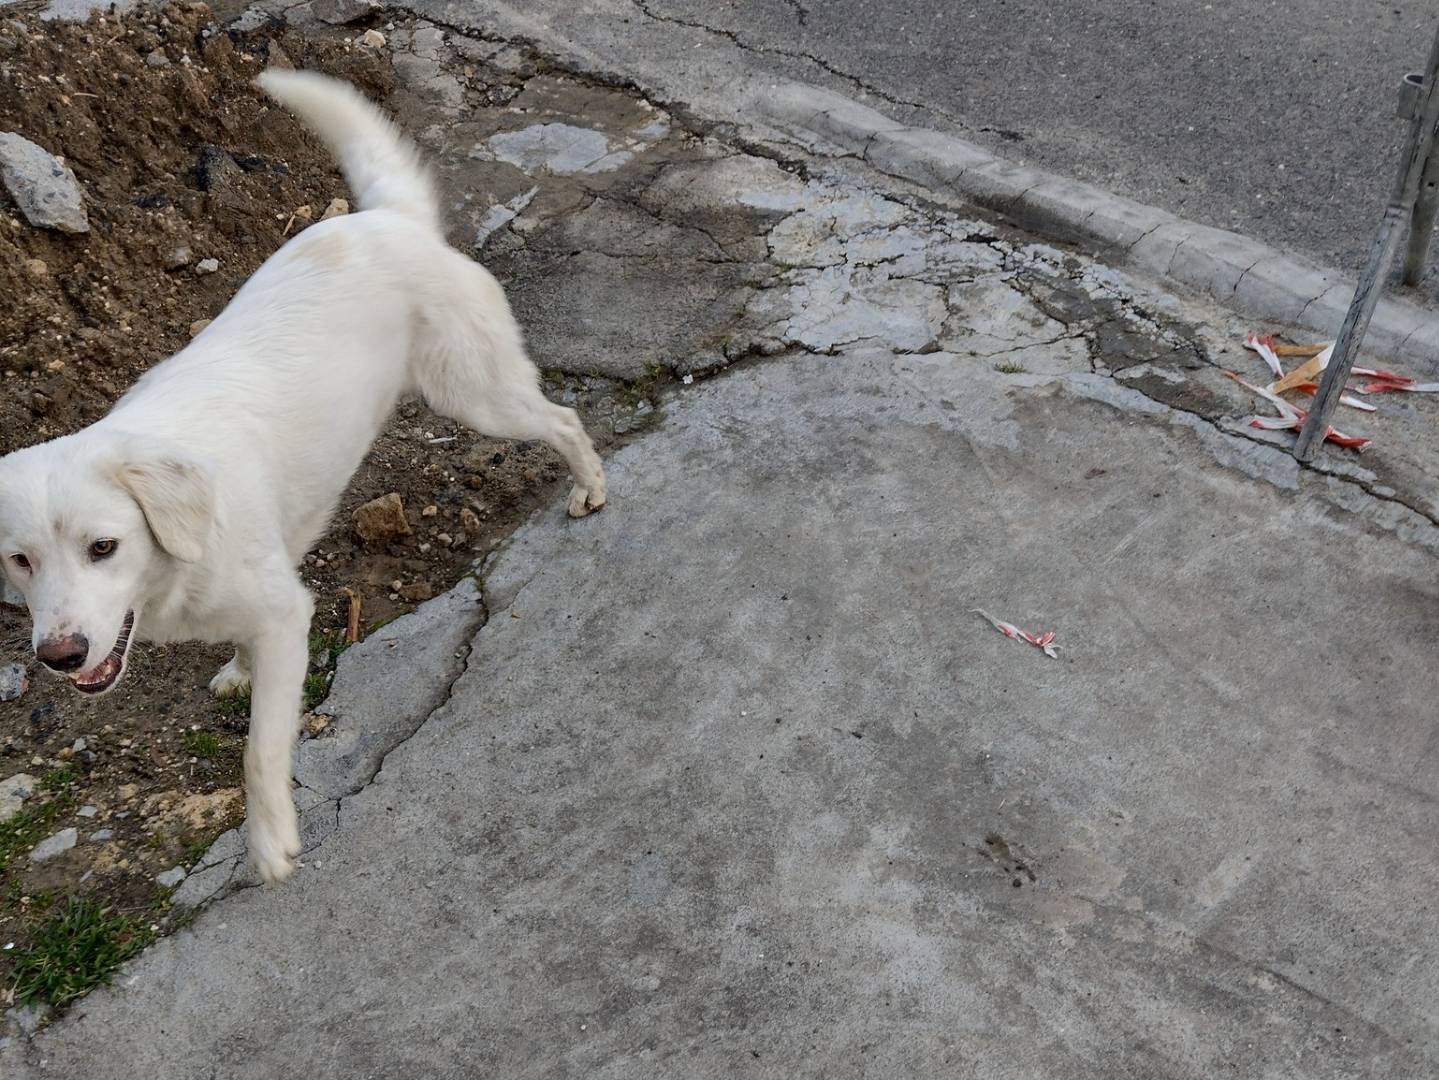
[{"left": 243, "top": 589, "right": 313, "bottom": 883}]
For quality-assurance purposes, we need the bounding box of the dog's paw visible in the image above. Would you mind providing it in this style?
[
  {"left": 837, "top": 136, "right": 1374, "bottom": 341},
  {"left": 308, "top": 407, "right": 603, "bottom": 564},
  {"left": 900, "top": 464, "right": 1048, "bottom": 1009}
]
[
  {"left": 248, "top": 811, "right": 301, "bottom": 884},
  {"left": 567, "top": 481, "right": 607, "bottom": 518},
  {"left": 209, "top": 657, "right": 251, "bottom": 698}
]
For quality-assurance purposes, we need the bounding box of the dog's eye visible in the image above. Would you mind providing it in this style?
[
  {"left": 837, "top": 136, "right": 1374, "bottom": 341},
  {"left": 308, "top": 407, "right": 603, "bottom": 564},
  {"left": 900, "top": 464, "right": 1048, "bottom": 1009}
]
[
  {"left": 89, "top": 539, "right": 118, "bottom": 561},
  {"left": 9, "top": 553, "right": 29, "bottom": 572}
]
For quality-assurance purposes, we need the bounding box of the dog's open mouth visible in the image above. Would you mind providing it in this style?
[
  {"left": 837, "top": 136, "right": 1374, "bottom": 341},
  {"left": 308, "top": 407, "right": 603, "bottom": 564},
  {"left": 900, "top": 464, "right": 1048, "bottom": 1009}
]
[{"left": 71, "top": 612, "right": 135, "bottom": 695}]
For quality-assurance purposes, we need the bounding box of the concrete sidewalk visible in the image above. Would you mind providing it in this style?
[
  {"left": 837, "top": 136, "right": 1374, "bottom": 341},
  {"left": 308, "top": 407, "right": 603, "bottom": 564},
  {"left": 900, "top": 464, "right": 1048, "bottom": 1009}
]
[
  {"left": 5, "top": 10, "right": 1439, "bottom": 1076},
  {"left": 8, "top": 323, "right": 1439, "bottom": 1077}
]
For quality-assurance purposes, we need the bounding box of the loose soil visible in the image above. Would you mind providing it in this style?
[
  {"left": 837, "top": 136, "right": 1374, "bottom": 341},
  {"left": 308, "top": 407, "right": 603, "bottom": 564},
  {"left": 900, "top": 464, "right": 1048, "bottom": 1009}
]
[{"left": 0, "top": 3, "right": 644, "bottom": 1005}]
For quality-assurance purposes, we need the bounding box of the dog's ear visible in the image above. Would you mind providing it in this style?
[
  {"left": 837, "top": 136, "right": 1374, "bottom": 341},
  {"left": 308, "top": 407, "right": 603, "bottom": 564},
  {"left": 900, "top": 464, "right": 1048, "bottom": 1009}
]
[{"left": 113, "top": 450, "right": 214, "bottom": 563}]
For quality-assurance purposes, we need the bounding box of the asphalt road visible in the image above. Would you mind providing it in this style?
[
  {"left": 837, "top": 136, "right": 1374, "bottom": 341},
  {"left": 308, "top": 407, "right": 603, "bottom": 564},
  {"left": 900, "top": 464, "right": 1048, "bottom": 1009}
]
[{"left": 582, "top": 0, "right": 1439, "bottom": 298}]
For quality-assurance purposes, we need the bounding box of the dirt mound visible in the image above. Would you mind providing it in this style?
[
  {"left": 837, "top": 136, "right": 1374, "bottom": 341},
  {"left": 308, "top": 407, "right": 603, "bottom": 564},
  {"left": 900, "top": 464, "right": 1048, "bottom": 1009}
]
[{"left": 0, "top": 3, "right": 392, "bottom": 431}]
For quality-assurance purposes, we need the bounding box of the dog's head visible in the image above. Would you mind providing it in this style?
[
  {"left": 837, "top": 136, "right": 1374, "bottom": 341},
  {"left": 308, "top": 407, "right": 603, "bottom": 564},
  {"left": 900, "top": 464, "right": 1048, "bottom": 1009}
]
[{"left": 0, "top": 434, "right": 214, "bottom": 695}]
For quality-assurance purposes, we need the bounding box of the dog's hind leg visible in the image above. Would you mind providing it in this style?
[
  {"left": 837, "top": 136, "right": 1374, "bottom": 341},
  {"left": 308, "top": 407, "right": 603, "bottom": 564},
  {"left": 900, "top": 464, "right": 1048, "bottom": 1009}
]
[
  {"left": 415, "top": 275, "right": 607, "bottom": 518},
  {"left": 210, "top": 645, "right": 251, "bottom": 698}
]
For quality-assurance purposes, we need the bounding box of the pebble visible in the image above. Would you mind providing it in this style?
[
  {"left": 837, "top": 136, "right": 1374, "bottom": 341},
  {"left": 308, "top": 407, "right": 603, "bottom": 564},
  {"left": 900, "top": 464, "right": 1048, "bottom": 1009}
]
[
  {"left": 90, "top": 828, "right": 115, "bottom": 841},
  {"left": 0, "top": 662, "right": 26, "bottom": 703},
  {"left": 358, "top": 28, "right": 386, "bottom": 48},
  {"left": 319, "top": 197, "right": 349, "bottom": 221},
  {"left": 145, "top": 48, "right": 170, "bottom": 67},
  {"left": 0, "top": 131, "right": 89, "bottom": 233},
  {"left": 0, "top": 772, "right": 37, "bottom": 824},
  {"left": 194, "top": 257, "right": 220, "bottom": 275},
  {"left": 71, "top": 737, "right": 86, "bottom": 753},
  {"left": 353, "top": 492, "right": 411, "bottom": 542},
  {"left": 459, "top": 508, "right": 481, "bottom": 532},
  {"left": 77, "top": 804, "right": 98, "bottom": 818},
  {"left": 421, "top": 504, "right": 439, "bottom": 518},
  {"left": 29, "top": 827, "right": 78, "bottom": 863},
  {"left": 155, "top": 866, "right": 187, "bottom": 888},
  {"left": 189, "top": 318, "right": 212, "bottom": 338},
  {"left": 23, "top": 257, "right": 46, "bottom": 276},
  {"left": 164, "top": 243, "right": 193, "bottom": 270}
]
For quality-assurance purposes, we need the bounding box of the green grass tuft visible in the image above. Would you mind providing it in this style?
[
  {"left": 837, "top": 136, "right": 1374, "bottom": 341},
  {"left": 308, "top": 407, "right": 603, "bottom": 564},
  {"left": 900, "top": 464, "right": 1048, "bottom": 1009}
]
[
  {"left": 10, "top": 896, "right": 154, "bottom": 1007},
  {"left": 213, "top": 688, "right": 251, "bottom": 719},
  {"left": 992, "top": 361, "right": 1029, "bottom": 374}
]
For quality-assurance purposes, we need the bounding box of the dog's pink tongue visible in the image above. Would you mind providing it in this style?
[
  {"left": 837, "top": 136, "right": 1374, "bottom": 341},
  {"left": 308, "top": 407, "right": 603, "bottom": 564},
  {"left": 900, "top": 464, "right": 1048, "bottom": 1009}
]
[{"left": 75, "top": 655, "right": 118, "bottom": 687}]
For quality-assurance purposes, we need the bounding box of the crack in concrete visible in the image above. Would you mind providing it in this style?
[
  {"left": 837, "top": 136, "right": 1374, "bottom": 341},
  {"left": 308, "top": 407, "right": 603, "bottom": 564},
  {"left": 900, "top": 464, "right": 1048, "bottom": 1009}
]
[
  {"left": 1227, "top": 254, "right": 1267, "bottom": 297},
  {"left": 1122, "top": 220, "right": 1166, "bottom": 255},
  {"left": 625, "top": 0, "right": 951, "bottom": 121}
]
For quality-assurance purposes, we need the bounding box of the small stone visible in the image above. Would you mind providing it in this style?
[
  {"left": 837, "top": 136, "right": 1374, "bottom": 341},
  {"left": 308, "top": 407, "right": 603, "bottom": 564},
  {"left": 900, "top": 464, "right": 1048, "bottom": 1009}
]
[
  {"left": 399, "top": 581, "right": 434, "bottom": 602},
  {"left": 0, "top": 132, "right": 89, "bottom": 233},
  {"left": 0, "top": 772, "right": 37, "bottom": 823},
  {"left": 194, "top": 257, "right": 220, "bottom": 275},
  {"left": 164, "top": 243, "right": 192, "bottom": 270},
  {"left": 29, "top": 827, "right": 77, "bottom": 863},
  {"left": 291, "top": 204, "right": 313, "bottom": 223},
  {"left": 71, "top": 737, "right": 86, "bottom": 753},
  {"left": 156, "top": 866, "right": 187, "bottom": 888},
  {"left": 319, "top": 197, "right": 349, "bottom": 221},
  {"left": 459, "top": 508, "right": 481, "bottom": 532},
  {"left": 0, "top": 662, "right": 26, "bottom": 703},
  {"left": 421, "top": 504, "right": 438, "bottom": 518},
  {"left": 353, "top": 492, "right": 411, "bottom": 542},
  {"left": 77, "top": 804, "right": 98, "bottom": 818},
  {"left": 358, "top": 28, "right": 386, "bottom": 48},
  {"left": 89, "top": 828, "right": 115, "bottom": 841},
  {"left": 23, "top": 257, "right": 46, "bottom": 276},
  {"left": 145, "top": 48, "right": 170, "bottom": 67},
  {"left": 302, "top": 713, "right": 330, "bottom": 737},
  {"left": 56, "top": 747, "right": 74, "bottom": 761},
  {"left": 436, "top": 533, "right": 453, "bottom": 547},
  {"left": 189, "top": 318, "right": 211, "bottom": 338},
  {"left": 117, "top": 783, "right": 139, "bottom": 801}
]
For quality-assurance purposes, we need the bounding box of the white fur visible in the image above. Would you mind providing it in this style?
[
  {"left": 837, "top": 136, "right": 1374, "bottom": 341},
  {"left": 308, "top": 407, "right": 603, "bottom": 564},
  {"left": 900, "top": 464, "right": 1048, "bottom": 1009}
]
[{"left": 0, "top": 70, "right": 606, "bottom": 883}]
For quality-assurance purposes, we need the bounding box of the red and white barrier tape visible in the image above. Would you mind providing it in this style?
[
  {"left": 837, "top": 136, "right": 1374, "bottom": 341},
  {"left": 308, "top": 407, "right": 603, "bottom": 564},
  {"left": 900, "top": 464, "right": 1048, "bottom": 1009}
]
[{"left": 972, "top": 609, "right": 1062, "bottom": 659}]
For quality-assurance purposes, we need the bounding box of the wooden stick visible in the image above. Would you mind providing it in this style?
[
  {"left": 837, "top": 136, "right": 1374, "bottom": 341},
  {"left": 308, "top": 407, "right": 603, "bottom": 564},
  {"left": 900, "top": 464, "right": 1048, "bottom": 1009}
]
[
  {"left": 342, "top": 587, "right": 362, "bottom": 644},
  {"left": 1296, "top": 27, "right": 1439, "bottom": 461},
  {"left": 1272, "top": 342, "right": 1328, "bottom": 358}
]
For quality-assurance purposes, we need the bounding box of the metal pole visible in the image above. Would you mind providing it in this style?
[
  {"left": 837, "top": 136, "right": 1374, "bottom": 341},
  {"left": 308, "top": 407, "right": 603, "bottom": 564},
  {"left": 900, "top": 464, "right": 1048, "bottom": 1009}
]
[
  {"left": 1295, "top": 27, "right": 1439, "bottom": 461},
  {"left": 1401, "top": 139, "right": 1439, "bottom": 286}
]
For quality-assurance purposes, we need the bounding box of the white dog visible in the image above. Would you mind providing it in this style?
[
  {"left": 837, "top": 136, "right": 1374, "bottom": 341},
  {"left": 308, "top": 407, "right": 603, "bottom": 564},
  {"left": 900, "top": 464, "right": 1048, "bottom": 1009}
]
[{"left": 0, "top": 70, "right": 607, "bottom": 883}]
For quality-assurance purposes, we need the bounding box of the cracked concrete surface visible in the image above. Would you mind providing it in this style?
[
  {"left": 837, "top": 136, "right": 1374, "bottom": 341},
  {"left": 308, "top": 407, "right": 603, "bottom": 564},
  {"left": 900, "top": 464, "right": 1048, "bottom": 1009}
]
[
  {"left": 8, "top": 342, "right": 1438, "bottom": 1076},
  {"left": 5, "top": 7, "right": 1439, "bottom": 1075}
]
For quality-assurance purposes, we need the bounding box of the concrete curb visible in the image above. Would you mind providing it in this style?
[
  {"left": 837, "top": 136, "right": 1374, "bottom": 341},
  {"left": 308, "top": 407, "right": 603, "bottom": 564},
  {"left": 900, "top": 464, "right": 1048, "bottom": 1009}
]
[{"left": 750, "top": 80, "right": 1439, "bottom": 371}]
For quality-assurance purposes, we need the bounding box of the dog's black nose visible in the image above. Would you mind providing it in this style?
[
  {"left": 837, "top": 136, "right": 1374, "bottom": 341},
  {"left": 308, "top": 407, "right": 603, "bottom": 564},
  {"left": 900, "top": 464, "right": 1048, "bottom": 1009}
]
[{"left": 37, "top": 634, "right": 89, "bottom": 673}]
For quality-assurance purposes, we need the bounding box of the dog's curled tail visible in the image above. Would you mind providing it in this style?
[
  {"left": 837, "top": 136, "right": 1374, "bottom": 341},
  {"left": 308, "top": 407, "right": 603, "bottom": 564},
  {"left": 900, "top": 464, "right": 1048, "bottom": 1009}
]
[{"left": 256, "top": 68, "right": 440, "bottom": 234}]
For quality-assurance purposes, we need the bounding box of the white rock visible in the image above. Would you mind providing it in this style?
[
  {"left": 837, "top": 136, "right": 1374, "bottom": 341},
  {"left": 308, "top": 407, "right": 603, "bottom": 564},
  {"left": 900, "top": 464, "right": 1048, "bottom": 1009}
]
[
  {"left": 155, "top": 866, "right": 187, "bottom": 888},
  {"left": 0, "top": 132, "right": 89, "bottom": 233},
  {"left": 29, "top": 827, "right": 78, "bottom": 863},
  {"left": 0, "top": 773, "right": 37, "bottom": 824},
  {"left": 358, "top": 29, "right": 386, "bottom": 48},
  {"left": 89, "top": 828, "right": 115, "bottom": 841},
  {"left": 77, "top": 804, "right": 98, "bottom": 818},
  {"left": 194, "top": 258, "right": 220, "bottom": 275},
  {"left": 0, "top": 662, "right": 25, "bottom": 703}
]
